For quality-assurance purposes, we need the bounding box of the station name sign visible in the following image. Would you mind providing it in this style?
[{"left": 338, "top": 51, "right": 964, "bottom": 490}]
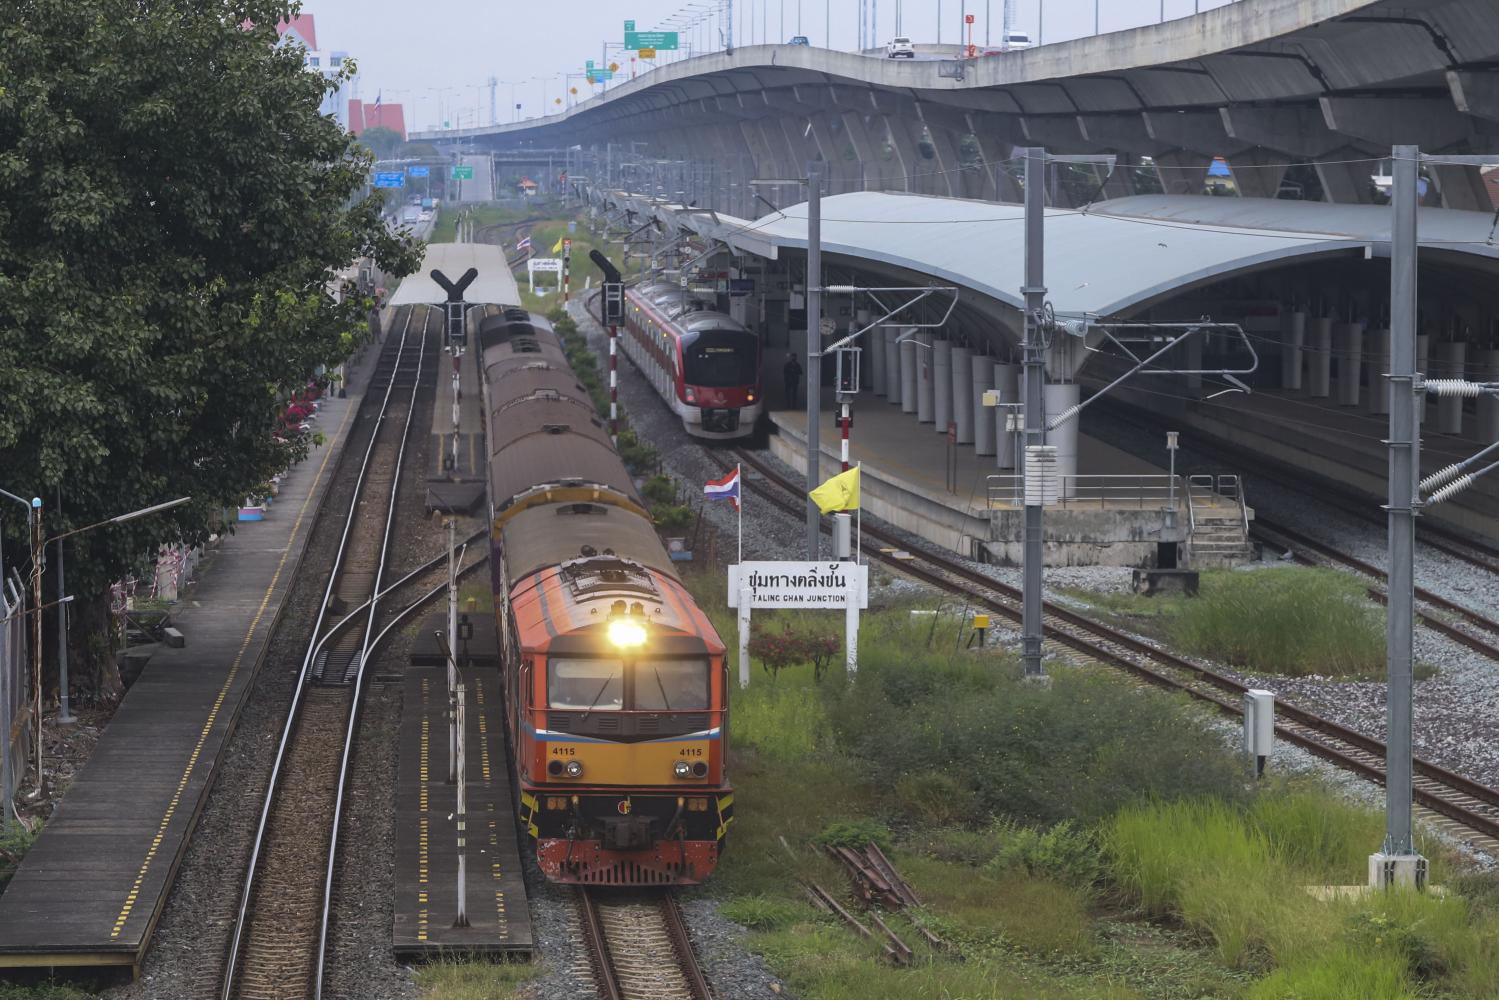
[{"left": 728, "top": 561, "right": 869, "bottom": 609}]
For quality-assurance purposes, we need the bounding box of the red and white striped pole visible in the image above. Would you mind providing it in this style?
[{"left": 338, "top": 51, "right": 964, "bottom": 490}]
[
  {"left": 609, "top": 323, "right": 619, "bottom": 443},
  {"left": 563, "top": 238, "right": 572, "bottom": 304},
  {"left": 840, "top": 401, "right": 851, "bottom": 472}
]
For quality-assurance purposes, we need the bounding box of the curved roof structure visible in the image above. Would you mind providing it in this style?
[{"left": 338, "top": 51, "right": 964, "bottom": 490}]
[{"left": 630, "top": 190, "right": 1499, "bottom": 318}]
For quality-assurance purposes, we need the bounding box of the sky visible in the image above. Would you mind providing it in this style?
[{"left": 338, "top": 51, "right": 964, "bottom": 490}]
[{"left": 304, "top": 0, "right": 1239, "bottom": 133}]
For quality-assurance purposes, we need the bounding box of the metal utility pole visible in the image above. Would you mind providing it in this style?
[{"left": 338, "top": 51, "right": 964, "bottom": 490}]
[
  {"left": 453, "top": 681, "right": 470, "bottom": 927},
  {"left": 1021, "top": 147, "right": 1047, "bottom": 679},
  {"left": 1379, "top": 143, "right": 1422, "bottom": 880},
  {"left": 55, "top": 489, "right": 73, "bottom": 724},
  {"left": 29, "top": 497, "right": 43, "bottom": 794},
  {"left": 806, "top": 161, "right": 824, "bottom": 558},
  {"left": 446, "top": 517, "right": 458, "bottom": 784}
]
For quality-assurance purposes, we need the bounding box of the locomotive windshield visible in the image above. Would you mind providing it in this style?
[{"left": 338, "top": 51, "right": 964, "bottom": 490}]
[
  {"left": 682, "top": 331, "right": 757, "bottom": 388},
  {"left": 547, "top": 657, "right": 710, "bottom": 711}
]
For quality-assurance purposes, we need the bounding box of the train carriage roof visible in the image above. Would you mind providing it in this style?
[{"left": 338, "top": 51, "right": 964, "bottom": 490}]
[
  {"left": 488, "top": 395, "right": 613, "bottom": 455},
  {"left": 489, "top": 435, "right": 640, "bottom": 512},
  {"left": 499, "top": 502, "right": 678, "bottom": 586}
]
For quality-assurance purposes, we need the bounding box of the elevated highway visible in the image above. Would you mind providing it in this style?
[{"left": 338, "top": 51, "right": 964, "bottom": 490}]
[{"left": 417, "top": 0, "right": 1499, "bottom": 210}]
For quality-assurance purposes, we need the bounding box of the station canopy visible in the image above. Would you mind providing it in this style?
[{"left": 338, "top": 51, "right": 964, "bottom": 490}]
[{"left": 628, "top": 191, "right": 1499, "bottom": 318}]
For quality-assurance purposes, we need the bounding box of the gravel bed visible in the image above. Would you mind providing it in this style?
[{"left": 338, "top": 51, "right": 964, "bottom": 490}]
[{"left": 108, "top": 316, "right": 443, "bottom": 999}]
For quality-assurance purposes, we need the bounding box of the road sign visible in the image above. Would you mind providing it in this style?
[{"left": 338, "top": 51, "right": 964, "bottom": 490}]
[
  {"left": 608, "top": 62, "right": 619, "bottom": 72},
  {"left": 587, "top": 70, "right": 614, "bottom": 82},
  {"left": 406, "top": 165, "right": 430, "bottom": 177},
  {"left": 586, "top": 59, "right": 595, "bottom": 68},
  {"left": 624, "top": 19, "right": 635, "bottom": 31},
  {"left": 625, "top": 30, "right": 679, "bottom": 50},
  {"left": 373, "top": 172, "right": 404, "bottom": 188},
  {"left": 639, "top": 47, "right": 657, "bottom": 59},
  {"left": 965, "top": 13, "right": 975, "bottom": 22},
  {"left": 451, "top": 165, "right": 474, "bottom": 180}
]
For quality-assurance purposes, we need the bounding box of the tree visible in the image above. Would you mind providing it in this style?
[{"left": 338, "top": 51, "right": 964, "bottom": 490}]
[
  {"left": 357, "top": 126, "right": 404, "bottom": 160},
  {"left": 0, "top": 0, "right": 423, "bottom": 697}
]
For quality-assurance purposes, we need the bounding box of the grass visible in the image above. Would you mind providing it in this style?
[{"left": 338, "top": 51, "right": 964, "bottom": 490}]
[
  {"left": 428, "top": 202, "right": 539, "bottom": 243},
  {"left": 1067, "top": 567, "right": 1388, "bottom": 679},
  {"left": 0, "top": 986, "right": 95, "bottom": 1000},
  {"left": 414, "top": 957, "right": 540, "bottom": 999},
  {"left": 0, "top": 822, "right": 37, "bottom": 892}
]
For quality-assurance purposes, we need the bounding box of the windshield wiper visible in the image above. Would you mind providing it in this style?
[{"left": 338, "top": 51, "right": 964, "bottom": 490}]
[
  {"left": 579, "top": 671, "right": 618, "bottom": 721},
  {"left": 652, "top": 667, "right": 672, "bottom": 711}
]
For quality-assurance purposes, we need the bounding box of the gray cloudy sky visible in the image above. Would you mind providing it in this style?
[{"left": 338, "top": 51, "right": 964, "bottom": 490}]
[{"left": 305, "top": 0, "right": 1236, "bottom": 132}]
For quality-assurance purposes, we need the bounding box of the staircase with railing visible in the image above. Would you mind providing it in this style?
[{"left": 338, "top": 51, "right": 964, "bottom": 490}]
[{"left": 1186, "top": 474, "right": 1254, "bottom": 567}]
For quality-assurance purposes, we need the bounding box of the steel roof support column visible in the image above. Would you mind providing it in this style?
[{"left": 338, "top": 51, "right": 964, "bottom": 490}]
[
  {"left": 805, "top": 161, "right": 824, "bottom": 558},
  {"left": 1021, "top": 146, "right": 1047, "bottom": 680},
  {"left": 1373, "top": 143, "right": 1425, "bottom": 890}
]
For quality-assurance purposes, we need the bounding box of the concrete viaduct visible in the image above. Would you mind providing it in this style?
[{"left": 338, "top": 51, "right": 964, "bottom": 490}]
[{"left": 418, "top": 0, "right": 1499, "bottom": 213}]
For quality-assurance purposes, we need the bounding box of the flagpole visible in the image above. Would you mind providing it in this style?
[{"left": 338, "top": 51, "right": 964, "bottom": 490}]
[
  {"left": 856, "top": 463, "right": 862, "bottom": 564},
  {"left": 736, "top": 463, "right": 743, "bottom": 564}
]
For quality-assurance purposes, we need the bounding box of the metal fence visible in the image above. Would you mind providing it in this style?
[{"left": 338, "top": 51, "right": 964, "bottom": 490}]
[
  {"left": 1, "top": 570, "right": 27, "bottom": 822},
  {"left": 986, "top": 474, "right": 1184, "bottom": 510}
]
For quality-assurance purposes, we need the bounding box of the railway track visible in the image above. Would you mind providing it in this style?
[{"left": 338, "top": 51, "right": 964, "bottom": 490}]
[
  {"left": 725, "top": 447, "right": 1499, "bottom": 855},
  {"left": 577, "top": 889, "right": 714, "bottom": 1000},
  {"left": 1252, "top": 517, "right": 1499, "bottom": 662},
  {"left": 221, "top": 304, "right": 437, "bottom": 1000}
]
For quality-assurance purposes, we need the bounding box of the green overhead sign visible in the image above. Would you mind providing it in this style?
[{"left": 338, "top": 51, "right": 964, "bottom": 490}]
[
  {"left": 624, "top": 20, "right": 635, "bottom": 31},
  {"left": 451, "top": 165, "right": 474, "bottom": 180},
  {"left": 624, "top": 30, "right": 678, "bottom": 50}
]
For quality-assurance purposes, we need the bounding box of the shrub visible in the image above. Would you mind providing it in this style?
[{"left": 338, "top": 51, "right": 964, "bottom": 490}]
[
  {"left": 1170, "top": 568, "right": 1384, "bottom": 677},
  {"left": 642, "top": 474, "right": 676, "bottom": 505},
  {"left": 985, "top": 819, "right": 1102, "bottom": 891},
  {"left": 748, "top": 628, "right": 841, "bottom": 681},
  {"left": 815, "top": 818, "right": 893, "bottom": 853},
  {"left": 650, "top": 503, "right": 693, "bottom": 534}
]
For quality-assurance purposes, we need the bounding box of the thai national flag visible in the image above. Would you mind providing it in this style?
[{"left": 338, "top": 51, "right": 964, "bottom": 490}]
[
  {"left": 704, "top": 468, "right": 740, "bottom": 511},
  {"left": 517, "top": 235, "right": 533, "bottom": 252}
]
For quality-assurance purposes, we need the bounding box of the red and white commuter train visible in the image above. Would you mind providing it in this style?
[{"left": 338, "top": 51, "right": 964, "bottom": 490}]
[{"left": 621, "top": 282, "right": 763, "bottom": 440}]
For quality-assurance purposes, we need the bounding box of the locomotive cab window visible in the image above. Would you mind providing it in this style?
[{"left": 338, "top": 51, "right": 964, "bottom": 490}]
[
  {"left": 547, "top": 658, "right": 624, "bottom": 711},
  {"left": 633, "top": 658, "right": 711, "bottom": 711}
]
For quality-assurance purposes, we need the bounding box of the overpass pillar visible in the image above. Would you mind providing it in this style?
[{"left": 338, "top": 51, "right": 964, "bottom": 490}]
[
  {"left": 838, "top": 111, "right": 883, "bottom": 191},
  {"left": 807, "top": 114, "right": 846, "bottom": 193},
  {"left": 1315, "top": 156, "right": 1375, "bottom": 204},
  {"left": 1282, "top": 310, "right": 1306, "bottom": 391},
  {"left": 920, "top": 124, "right": 967, "bottom": 198},
  {"left": 1429, "top": 165, "right": 1492, "bottom": 211},
  {"left": 1228, "top": 149, "right": 1288, "bottom": 199},
  {"left": 738, "top": 120, "right": 779, "bottom": 183},
  {"left": 1479, "top": 349, "right": 1499, "bottom": 441},
  {"left": 879, "top": 117, "right": 914, "bottom": 193},
  {"left": 1308, "top": 316, "right": 1333, "bottom": 397},
  {"left": 1366, "top": 326, "right": 1391, "bottom": 415},
  {"left": 1436, "top": 342, "right": 1468, "bottom": 434},
  {"left": 1152, "top": 152, "right": 1211, "bottom": 196},
  {"left": 969, "top": 130, "right": 1022, "bottom": 202}
]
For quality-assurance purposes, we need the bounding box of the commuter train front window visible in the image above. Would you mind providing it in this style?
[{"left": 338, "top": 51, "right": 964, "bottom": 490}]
[
  {"left": 548, "top": 658, "right": 624, "bottom": 711},
  {"left": 683, "top": 334, "right": 757, "bottom": 388},
  {"left": 632, "top": 659, "right": 711, "bottom": 712}
]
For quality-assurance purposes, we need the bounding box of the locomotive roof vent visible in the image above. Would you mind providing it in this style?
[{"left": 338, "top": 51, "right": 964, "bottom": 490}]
[
  {"left": 559, "top": 504, "right": 608, "bottom": 517},
  {"left": 560, "top": 554, "right": 659, "bottom": 598},
  {"left": 543, "top": 423, "right": 570, "bottom": 435},
  {"left": 513, "top": 337, "right": 541, "bottom": 353},
  {"left": 505, "top": 306, "right": 530, "bottom": 321}
]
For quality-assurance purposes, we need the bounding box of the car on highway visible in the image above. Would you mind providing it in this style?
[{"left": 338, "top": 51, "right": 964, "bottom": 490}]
[
  {"left": 886, "top": 36, "right": 915, "bottom": 58},
  {"left": 788, "top": 35, "right": 809, "bottom": 46}
]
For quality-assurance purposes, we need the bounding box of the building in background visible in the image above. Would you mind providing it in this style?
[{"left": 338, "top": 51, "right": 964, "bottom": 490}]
[
  {"left": 347, "top": 100, "right": 408, "bottom": 140},
  {"left": 276, "top": 13, "right": 358, "bottom": 130}
]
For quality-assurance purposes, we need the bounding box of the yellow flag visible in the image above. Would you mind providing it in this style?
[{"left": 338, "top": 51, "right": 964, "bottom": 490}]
[
  {"left": 550, "top": 235, "right": 565, "bottom": 254},
  {"left": 809, "top": 466, "right": 860, "bottom": 514}
]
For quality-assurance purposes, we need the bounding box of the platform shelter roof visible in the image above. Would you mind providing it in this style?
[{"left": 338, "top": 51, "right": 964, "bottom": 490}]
[{"left": 388, "top": 243, "right": 519, "bottom": 307}]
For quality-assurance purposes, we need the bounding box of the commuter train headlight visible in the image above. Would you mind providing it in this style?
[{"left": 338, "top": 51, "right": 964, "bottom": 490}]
[
  {"left": 673, "top": 760, "right": 692, "bottom": 779},
  {"left": 565, "top": 760, "right": 584, "bottom": 778}
]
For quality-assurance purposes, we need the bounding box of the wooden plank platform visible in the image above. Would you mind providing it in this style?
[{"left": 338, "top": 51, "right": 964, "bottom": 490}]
[
  {"left": 0, "top": 394, "right": 358, "bottom": 974},
  {"left": 392, "top": 666, "right": 532, "bottom": 957}
]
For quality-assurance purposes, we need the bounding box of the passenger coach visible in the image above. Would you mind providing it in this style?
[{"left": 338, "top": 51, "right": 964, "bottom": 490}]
[{"left": 622, "top": 282, "right": 763, "bottom": 440}]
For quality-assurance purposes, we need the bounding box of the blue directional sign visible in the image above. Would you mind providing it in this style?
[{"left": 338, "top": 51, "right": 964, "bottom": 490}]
[
  {"left": 373, "top": 172, "right": 405, "bottom": 188},
  {"left": 407, "top": 165, "right": 430, "bottom": 178}
]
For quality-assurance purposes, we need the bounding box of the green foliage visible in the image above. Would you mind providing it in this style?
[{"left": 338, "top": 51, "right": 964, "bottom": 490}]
[
  {"left": 724, "top": 664, "right": 827, "bottom": 761},
  {"left": 815, "top": 818, "right": 893, "bottom": 853},
  {"left": 0, "top": 821, "right": 38, "bottom": 890},
  {"left": 650, "top": 503, "right": 693, "bottom": 533},
  {"left": 748, "top": 627, "right": 841, "bottom": 681},
  {"left": 1245, "top": 946, "right": 1413, "bottom": 1000},
  {"left": 414, "top": 957, "right": 540, "bottom": 999},
  {"left": 0, "top": 985, "right": 97, "bottom": 1000},
  {"left": 904, "top": 854, "right": 1096, "bottom": 957},
  {"left": 641, "top": 475, "right": 676, "bottom": 505},
  {"left": 1169, "top": 568, "right": 1385, "bottom": 678},
  {"left": 719, "top": 895, "right": 815, "bottom": 931},
  {"left": 825, "top": 643, "right": 1245, "bottom": 827},
  {"left": 0, "top": 0, "right": 420, "bottom": 691},
  {"left": 615, "top": 428, "right": 658, "bottom": 474},
  {"left": 355, "top": 125, "right": 404, "bottom": 159},
  {"left": 986, "top": 820, "right": 1102, "bottom": 892}
]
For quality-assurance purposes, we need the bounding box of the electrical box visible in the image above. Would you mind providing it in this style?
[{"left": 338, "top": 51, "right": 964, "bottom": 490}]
[
  {"left": 1243, "top": 689, "right": 1274, "bottom": 777},
  {"left": 833, "top": 512, "right": 853, "bottom": 560},
  {"left": 834, "top": 346, "right": 861, "bottom": 401},
  {"left": 446, "top": 301, "right": 466, "bottom": 347}
]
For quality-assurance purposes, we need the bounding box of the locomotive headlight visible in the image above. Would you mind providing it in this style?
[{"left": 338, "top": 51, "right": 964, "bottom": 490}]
[
  {"left": 607, "top": 617, "right": 648, "bottom": 649},
  {"left": 565, "top": 760, "right": 584, "bottom": 778},
  {"left": 673, "top": 760, "right": 692, "bottom": 779}
]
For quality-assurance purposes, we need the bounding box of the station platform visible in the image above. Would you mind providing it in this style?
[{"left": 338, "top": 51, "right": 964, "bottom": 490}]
[
  {"left": 1101, "top": 379, "right": 1499, "bottom": 542},
  {"left": 0, "top": 393, "right": 359, "bottom": 976},
  {"left": 391, "top": 665, "right": 531, "bottom": 958},
  {"left": 767, "top": 400, "right": 1183, "bottom": 564},
  {"left": 425, "top": 307, "right": 490, "bottom": 512}
]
